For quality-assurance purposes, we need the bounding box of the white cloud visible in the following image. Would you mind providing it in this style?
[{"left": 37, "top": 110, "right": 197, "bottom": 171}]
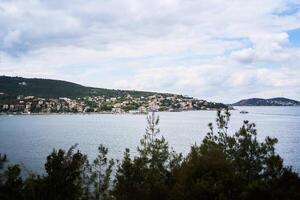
[
  {"left": 3, "top": 30, "right": 21, "bottom": 48},
  {"left": 0, "top": 0, "right": 300, "bottom": 102},
  {"left": 115, "top": 64, "right": 300, "bottom": 103}
]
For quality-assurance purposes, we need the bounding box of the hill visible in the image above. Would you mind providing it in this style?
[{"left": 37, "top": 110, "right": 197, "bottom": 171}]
[
  {"left": 0, "top": 76, "right": 157, "bottom": 98},
  {"left": 0, "top": 76, "right": 228, "bottom": 113},
  {"left": 232, "top": 97, "right": 300, "bottom": 106}
]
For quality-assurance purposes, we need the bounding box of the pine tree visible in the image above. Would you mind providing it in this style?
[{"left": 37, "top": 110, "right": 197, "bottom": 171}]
[{"left": 113, "top": 112, "right": 181, "bottom": 200}]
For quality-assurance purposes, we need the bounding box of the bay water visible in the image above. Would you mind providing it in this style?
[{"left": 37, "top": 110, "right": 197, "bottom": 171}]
[{"left": 0, "top": 106, "right": 299, "bottom": 174}]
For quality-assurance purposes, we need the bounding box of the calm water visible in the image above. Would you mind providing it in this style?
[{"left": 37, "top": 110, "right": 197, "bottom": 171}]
[{"left": 0, "top": 106, "right": 300, "bottom": 174}]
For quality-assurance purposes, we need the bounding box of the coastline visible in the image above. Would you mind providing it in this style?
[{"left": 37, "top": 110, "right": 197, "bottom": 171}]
[{"left": 0, "top": 109, "right": 224, "bottom": 116}]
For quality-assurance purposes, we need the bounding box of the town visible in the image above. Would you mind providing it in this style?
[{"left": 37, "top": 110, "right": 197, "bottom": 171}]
[{"left": 0, "top": 94, "right": 227, "bottom": 114}]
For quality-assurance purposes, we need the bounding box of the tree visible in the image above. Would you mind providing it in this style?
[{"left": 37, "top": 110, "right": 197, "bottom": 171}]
[
  {"left": 170, "top": 109, "right": 300, "bottom": 200},
  {"left": 42, "top": 144, "right": 87, "bottom": 200},
  {"left": 113, "top": 112, "right": 182, "bottom": 200},
  {"left": 0, "top": 154, "right": 24, "bottom": 200},
  {"left": 0, "top": 154, "right": 7, "bottom": 172},
  {"left": 83, "top": 145, "right": 115, "bottom": 200}
]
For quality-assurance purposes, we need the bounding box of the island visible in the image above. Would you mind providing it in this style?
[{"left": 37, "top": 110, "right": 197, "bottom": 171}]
[
  {"left": 232, "top": 97, "right": 300, "bottom": 106},
  {"left": 0, "top": 76, "right": 227, "bottom": 114}
]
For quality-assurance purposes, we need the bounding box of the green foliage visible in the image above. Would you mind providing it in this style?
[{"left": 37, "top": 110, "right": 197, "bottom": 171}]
[
  {"left": 170, "top": 109, "right": 300, "bottom": 200},
  {"left": 113, "top": 112, "right": 182, "bottom": 200},
  {"left": 122, "top": 103, "right": 140, "bottom": 112},
  {"left": 83, "top": 145, "right": 115, "bottom": 200},
  {"left": 0, "top": 76, "right": 157, "bottom": 98},
  {"left": 43, "top": 144, "right": 87, "bottom": 200},
  {"left": 0, "top": 154, "right": 24, "bottom": 200},
  {"left": 100, "top": 103, "right": 113, "bottom": 111},
  {"left": 0, "top": 164, "right": 23, "bottom": 200},
  {"left": 0, "top": 154, "right": 7, "bottom": 170}
]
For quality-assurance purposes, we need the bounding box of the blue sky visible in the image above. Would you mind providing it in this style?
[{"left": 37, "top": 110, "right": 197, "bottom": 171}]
[
  {"left": 0, "top": 0, "right": 300, "bottom": 103},
  {"left": 288, "top": 28, "right": 300, "bottom": 46}
]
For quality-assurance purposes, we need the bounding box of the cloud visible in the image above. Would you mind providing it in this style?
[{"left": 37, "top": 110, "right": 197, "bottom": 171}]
[
  {"left": 3, "top": 30, "right": 21, "bottom": 48},
  {"left": 0, "top": 0, "right": 300, "bottom": 102},
  {"left": 115, "top": 64, "right": 300, "bottom": 103}
]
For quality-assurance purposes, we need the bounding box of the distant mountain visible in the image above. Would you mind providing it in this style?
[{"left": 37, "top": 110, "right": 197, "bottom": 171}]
[
  {"left": 0, "top": 76, "right": 158, "bottom": 98},
  {"left": 233, "top": 97, "right": 300, "bottom": 106}
]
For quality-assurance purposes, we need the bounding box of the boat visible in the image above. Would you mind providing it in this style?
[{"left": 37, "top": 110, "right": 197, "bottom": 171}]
[{"left": 240, "top": 110, "right": 249, "bottom": 114}]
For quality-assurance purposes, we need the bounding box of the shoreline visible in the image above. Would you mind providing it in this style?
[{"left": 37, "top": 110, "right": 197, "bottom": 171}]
[{"left": 0, "top": 109, "right": 225, "bottom": 116}]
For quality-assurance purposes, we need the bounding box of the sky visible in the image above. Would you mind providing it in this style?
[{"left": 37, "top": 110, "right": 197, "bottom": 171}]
[{"left": 0, "top": 0, "right": 300, "bottom": 103}]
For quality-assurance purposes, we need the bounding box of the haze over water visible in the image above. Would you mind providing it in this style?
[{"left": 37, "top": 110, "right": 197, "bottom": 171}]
[{"left": 0, "top": 106, "right": 299, "bottom": 174}]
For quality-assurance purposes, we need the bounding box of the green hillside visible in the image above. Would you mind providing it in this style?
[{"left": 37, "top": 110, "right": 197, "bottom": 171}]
[
  {"left": 0, "top": 76, "right": 157, "bottom": 98},
  {"left": 233, "top": 97, "right": 300, "bottom": 106}
]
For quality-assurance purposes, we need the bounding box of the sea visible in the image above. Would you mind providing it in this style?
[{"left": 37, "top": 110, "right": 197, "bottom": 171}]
[{"left": 0, "top": 106, "right": 300, "bottom": 174}]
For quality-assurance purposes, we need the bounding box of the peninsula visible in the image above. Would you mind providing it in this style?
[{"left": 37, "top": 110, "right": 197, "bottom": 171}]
[
  {"left": 0, "top": 76, "right": 227, "bottom": 114},
  {"left": 233, "top": 97, "right": 300, "bottom": 106}
]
